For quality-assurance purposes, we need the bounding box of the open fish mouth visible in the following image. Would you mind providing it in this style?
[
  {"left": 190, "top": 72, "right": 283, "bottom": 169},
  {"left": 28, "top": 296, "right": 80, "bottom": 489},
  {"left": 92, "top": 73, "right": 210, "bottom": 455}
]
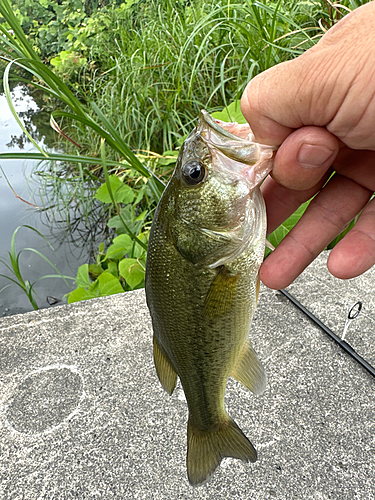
[{"left": 197, "top": 110, "right": 276, "bottom": 189}]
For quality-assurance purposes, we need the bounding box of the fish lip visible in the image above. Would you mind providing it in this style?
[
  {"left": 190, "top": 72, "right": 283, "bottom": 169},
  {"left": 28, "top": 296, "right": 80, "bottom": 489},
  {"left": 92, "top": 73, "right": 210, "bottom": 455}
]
[
  {"left": 199, "top": 109, "right": 248, "bottom": 142},
  {"left": 199, "top": 109, "right": 277, "bottom": 153}
]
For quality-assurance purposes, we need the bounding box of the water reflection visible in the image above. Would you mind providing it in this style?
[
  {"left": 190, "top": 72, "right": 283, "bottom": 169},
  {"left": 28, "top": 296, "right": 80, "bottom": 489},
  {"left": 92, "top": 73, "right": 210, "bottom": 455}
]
[
  {"left": 0, "top": 85, "right": 108, "bottom": 316},
  {"left": 5, "top": 86, "right": 56, "bottom": 150}
]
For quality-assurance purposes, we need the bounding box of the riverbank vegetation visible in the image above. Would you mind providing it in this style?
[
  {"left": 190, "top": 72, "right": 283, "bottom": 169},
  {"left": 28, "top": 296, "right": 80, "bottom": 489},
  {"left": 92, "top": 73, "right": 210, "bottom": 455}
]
[
  {"left": 7, "top": 0, "right": 354, "bottom": 153},
  {"left": 0, "top": 0, "right": 368, "bottom": 309}
]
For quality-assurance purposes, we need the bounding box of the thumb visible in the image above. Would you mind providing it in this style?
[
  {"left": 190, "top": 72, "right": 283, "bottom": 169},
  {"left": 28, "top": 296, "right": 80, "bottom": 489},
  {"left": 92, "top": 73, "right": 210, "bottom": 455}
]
[{"left": 271, "top": 126, "right": 340, "bottom": 191}]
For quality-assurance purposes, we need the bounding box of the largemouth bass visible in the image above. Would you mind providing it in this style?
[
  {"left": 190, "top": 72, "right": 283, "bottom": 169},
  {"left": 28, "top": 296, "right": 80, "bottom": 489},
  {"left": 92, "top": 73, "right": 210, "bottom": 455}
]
[{"left": 145, "top": 110, "right": 275, "bottom": 485}]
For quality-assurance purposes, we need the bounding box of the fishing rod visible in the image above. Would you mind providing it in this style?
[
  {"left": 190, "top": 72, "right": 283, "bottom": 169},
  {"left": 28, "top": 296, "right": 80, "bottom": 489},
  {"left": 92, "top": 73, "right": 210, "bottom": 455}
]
[{"left": 279, "top": 288, "right": 375, "bottom": 379}]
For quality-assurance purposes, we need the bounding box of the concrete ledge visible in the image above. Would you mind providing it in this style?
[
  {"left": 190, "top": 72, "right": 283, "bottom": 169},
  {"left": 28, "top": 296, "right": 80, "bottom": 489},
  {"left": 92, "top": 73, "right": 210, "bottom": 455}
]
[{"left": 0, "top": 251, "right": 374, "bottom": 499}]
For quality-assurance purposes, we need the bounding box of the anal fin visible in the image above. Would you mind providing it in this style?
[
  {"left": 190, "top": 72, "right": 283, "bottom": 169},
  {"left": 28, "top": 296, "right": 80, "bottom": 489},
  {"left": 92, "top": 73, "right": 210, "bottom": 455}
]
[
  {"left": 153, "top": 336, "right": 177, "bottom": 395},
  {"left": 230, "top": 340, "right": 267, "bottom": 395}
]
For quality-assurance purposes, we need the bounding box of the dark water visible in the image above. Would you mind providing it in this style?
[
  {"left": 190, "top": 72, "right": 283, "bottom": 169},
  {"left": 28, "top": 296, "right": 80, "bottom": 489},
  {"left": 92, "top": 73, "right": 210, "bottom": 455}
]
[{"left": 0, "top": 86, "right": 105, "bottom": 316}]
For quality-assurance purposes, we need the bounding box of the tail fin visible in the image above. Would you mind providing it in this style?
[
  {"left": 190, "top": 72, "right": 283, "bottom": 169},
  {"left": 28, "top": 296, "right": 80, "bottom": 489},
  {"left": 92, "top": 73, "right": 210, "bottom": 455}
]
[{"left": 186, "top": 417, "right": 257, "bottom": 486}]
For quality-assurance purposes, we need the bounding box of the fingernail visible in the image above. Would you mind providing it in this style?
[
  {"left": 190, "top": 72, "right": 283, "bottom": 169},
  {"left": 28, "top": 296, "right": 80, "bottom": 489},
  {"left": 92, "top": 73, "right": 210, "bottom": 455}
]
[{"left": 298, "top": 143, "right": 335, "bottom": 169}]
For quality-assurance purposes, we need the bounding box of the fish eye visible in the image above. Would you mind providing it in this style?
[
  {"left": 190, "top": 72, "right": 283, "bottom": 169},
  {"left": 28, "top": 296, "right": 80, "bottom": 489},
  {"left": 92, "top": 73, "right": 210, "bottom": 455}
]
[{"left": 182, "top": 161, "right": 206, "bottom": 185}]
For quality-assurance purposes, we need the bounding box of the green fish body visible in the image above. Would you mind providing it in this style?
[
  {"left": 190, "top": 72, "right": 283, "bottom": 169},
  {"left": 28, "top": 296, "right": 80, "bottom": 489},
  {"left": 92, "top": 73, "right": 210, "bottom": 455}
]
[{"left": 145, "top": 111, "right": 274, "bottom": 485}]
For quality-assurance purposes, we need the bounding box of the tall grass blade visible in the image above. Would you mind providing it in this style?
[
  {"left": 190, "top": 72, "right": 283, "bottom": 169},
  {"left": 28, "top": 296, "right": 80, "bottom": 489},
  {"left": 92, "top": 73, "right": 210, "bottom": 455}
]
[
  {"left": 100, "top": 139, "right": 147, "bottom": 251},
  {"left": 22, "top": 248, "right": 75, "bottom": 288}
]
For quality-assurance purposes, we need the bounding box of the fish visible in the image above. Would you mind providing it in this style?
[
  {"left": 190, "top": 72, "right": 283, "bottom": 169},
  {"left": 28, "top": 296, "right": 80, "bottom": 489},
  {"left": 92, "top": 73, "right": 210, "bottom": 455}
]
[{"left": 145, "top": 110, "right": 275, "bottom": 485}]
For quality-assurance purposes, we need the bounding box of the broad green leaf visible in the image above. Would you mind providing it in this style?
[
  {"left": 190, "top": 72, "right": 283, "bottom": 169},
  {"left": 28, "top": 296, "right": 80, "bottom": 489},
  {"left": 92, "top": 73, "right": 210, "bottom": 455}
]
[
  {"left": 115, "top": 183, "right": 135, "bottom": 204},
  {"left": 107, "top": 206, "right": 134, "bottom": 234},
  {"left": 112, "top": 234, "right": 133, "bottom": 249},
  {"left": 68, "top": 287, "right": 98, "bottom": 304},
  {"left": 107, "top": 215, "right": 125, "bottom": 234},
  {"left": 88, "top": 278, "right": 100, "bottom": 294},
  {"left": 95, "top": 175, "right": 122, "bottom": 203},
  {"left": 88, "top": 263, "right": 103, "bottom": 278},
  {"left": 76, "top": 264, "right": 91, "bottom": 288},
  {"left": 95, "top": 175, "right": 135, "bottom": 204},
  {"left": 106, "top": 245, "right": 128, "bottom": 260},
  {"left": 97, "top": 272, "right": 124, "bottom": 295},
  {"left": 107, "top": 261, "right": 119, "bottom": 277},
  {"left": 211, "top": 101, "right": 246, "bottom": 124},
  {"left": 266, "top": 201, "right": 310, "bottom": 255},
  {"left": 106, "top": 234, "right": 134, "bottom": 259},
  {"left": 132, "top": 248, "right": 145, "bottom": 259},
  {"left": 119, "top": 258, "right": 145, "bottom": 289},
  {"left": 267, "top": 225, "right": 288, "bottom": 250}
]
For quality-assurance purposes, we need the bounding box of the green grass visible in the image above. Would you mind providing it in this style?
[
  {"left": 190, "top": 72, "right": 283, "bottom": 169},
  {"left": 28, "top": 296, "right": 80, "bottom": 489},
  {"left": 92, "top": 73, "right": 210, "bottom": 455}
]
[
  {"left": 0, "top": 0, "right": 165, "bottom": 191},
  {"left": 46, "top": 0, "right": 370, "bottom": 156},
  {"left": 68, "top": 0, "right": 326, "bottom": 154}
]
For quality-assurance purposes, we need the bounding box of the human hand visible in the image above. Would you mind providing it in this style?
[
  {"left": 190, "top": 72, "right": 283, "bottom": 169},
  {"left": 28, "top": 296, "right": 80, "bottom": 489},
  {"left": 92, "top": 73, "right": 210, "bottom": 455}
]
[{"left": 241, "top": 2, "right": 375, "bottom": 290}]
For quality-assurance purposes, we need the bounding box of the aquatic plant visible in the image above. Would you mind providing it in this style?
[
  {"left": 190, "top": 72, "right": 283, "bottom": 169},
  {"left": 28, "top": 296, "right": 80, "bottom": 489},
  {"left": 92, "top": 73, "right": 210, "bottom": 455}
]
[
  {"left": 65, "top": 139, "right": 150, "bottom": 302},
  {"left": 0, "top": 225, "right": 74, "bottom": 310}
]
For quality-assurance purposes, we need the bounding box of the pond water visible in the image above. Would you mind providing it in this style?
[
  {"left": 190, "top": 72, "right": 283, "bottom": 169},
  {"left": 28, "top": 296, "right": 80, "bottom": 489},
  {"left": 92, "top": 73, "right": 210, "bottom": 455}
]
[{"left": 0, "top": 86, "right": 106, "bottom": 316}]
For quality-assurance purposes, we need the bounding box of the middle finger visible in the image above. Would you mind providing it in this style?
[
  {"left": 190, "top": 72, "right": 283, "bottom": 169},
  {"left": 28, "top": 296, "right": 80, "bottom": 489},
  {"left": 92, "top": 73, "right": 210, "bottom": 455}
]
[{"left": 260, "top": 173, "right": 372, "bottom": 289}]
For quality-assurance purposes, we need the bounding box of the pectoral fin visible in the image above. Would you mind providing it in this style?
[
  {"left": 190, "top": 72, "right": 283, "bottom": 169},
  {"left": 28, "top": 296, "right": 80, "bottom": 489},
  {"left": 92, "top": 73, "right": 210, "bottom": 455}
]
[
  {"left": 204, "top": 267, "right": 239, "bottom": 318},
  {"left": 153, "top": 336, "right": 177, "bottom": 395},
  {"left": 230, "top": 340, "right": 267, "bottom": 395}
]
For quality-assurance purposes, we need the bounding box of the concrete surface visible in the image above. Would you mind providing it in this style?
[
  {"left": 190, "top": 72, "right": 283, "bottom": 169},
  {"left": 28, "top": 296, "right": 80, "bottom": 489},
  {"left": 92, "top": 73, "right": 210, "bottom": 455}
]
[{"left": 0, "top": 251, "right": 374, "bottom": 500}]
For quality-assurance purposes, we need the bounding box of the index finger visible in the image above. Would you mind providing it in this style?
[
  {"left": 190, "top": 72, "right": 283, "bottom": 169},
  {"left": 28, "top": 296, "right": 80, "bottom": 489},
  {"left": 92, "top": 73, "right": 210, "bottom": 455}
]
[
  {"left": 241, "top": 65, "right": 297, "bottom": 146},
  {"left": 261, "top": 174, "right": 329, "bottom": 235}
]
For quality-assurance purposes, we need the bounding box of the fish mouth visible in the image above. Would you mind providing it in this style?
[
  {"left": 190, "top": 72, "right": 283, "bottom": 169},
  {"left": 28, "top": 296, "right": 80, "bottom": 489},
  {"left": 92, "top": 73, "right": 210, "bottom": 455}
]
[{"left": 197, "top": 110, "right": 276, "bottom": 189}]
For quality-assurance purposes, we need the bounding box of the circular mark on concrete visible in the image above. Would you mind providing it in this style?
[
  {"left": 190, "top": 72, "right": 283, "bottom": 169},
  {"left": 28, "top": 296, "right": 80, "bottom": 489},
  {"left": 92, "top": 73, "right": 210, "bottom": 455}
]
[{"left": 6, "top": 366, "right": 83, "bottom": 434}]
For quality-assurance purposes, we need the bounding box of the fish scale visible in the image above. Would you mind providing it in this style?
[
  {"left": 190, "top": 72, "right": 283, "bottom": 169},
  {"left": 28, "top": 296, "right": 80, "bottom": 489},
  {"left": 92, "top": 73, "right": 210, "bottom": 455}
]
[{"left": 145, "top": 110, "right": 275, "bottom": 485}]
